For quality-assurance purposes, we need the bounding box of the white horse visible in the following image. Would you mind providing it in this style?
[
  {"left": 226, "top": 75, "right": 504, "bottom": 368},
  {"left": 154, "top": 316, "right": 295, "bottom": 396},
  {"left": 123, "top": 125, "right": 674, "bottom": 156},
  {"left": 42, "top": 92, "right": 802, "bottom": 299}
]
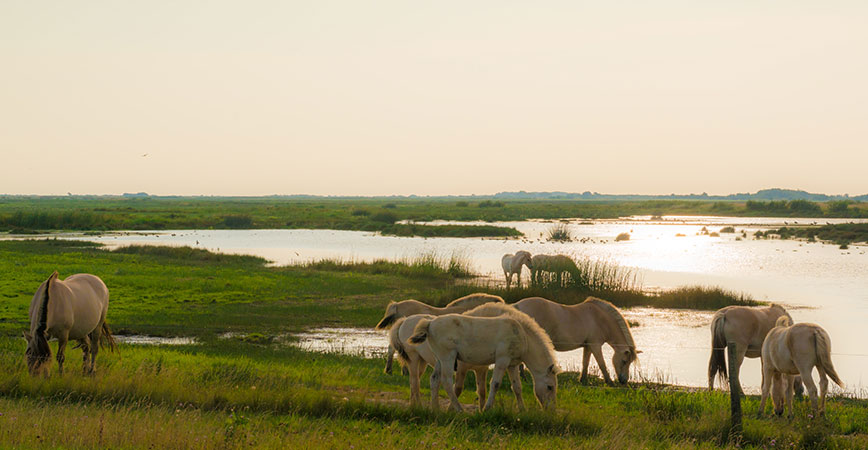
[
  {"left": 389, "top": 314, "right": 489, "bottom": 408},
  {"left": 513, "top": 296, "right": 639, "bottom": 384},
  {"left": 376, "top": 293, "right": 504, "bottom": 374},
  {"left": 501, "top": 251, "right": 532, "bottom": 289},
  {"left": 708, "top": 304, "right": 795, "bottom": 391},
  {"left": 410, "top": 304, "right": 559, "bottom": 412},
  {"left": 759, "top": 316, "right": 844, "bottom": 417},
  {"left": 24, "top": 271, "right": 116, "bottom": 376}
]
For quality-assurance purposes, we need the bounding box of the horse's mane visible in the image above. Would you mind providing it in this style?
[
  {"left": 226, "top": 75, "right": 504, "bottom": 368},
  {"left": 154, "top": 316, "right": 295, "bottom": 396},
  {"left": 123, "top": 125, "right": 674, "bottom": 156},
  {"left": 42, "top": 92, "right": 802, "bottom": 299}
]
[
  {"left": 33, "top": 272, "right": 57, "bottom": 361},
  {"left": 584, "top": 297, "right": 637, "bottom": 360},
  {"left": 465, "top": 303, "right": 557, "bottom": 363}
]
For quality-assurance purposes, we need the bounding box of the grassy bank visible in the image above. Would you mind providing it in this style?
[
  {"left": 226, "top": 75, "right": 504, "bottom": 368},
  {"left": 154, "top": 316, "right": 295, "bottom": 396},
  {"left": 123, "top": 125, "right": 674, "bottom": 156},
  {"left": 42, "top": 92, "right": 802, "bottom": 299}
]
[
  {"left": 0, "top": 337, "right": 865, "bottom": 449},
  {"left": 1, "top": 197, "right": 866, "bottom": 235},
  {"left": 759, "top": 223, "right": 868, "bottom": 247},
  {"left": 1, "top": 240, "right": 865, "bottom": 448}
]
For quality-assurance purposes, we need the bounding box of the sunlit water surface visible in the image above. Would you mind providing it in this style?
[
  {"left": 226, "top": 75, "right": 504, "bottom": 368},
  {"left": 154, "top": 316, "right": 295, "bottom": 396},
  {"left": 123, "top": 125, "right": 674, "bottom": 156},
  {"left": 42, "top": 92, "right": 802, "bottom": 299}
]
[{"left": 13, "top": 216, "right": 867, "bottom": 394}]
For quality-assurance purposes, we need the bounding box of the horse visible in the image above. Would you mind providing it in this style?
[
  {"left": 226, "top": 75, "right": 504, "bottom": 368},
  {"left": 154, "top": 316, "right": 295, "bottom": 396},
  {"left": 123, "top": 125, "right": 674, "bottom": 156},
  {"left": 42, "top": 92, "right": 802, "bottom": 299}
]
[
  {"left": 708, "top": 304, "right": 796, "bottom": 391},
  {"left": 389, "top": 314, "right": 489, "bottom": 408},
  {"left": 530, "top": 254, "right": 581, "bottom": 287},
  {"left": 759, "top": 316, "right": 844, "bottom": 417},
  {"left": 501, "top": 251, "right": 532, "bottom": 289},
  {"left": 376, "top": 293, "right": 504, "bottom": 374},
  {"left": 409, "top": 303, "right": 559, "bottom": 412},
  {"left": 24, "top": 271, "right": 116, "bottom": 376},
  {"left": 513, "top": 296, "right": 638, "bottom": 384}
]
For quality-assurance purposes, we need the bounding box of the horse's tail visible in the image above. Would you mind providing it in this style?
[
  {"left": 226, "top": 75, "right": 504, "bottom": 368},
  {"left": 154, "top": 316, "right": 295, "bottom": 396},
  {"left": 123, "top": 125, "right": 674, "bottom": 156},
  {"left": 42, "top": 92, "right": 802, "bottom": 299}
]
[
  {"left": 100, "top": 322, "right": 118, "bottom": 353},
  {"left": 389, "top": 317, "right": 410, "bottom": 367},
  {"left": 409, "top": 319, "right": 431, "bottom": 344},
  {"left": 708, "top": 313, "right": 728, "bottom": 389},
  {"left": 814, "top": 329, "right": 844, "bottom": 388}
]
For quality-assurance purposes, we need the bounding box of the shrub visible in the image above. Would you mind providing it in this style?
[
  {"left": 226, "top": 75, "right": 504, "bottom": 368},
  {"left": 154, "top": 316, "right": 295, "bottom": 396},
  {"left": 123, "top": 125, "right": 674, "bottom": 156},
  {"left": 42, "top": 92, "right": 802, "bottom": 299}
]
[
  {"left": 478, "top": 200, "right": 504, "bottom": 208},
  {"left": 615, "top": 232, "right": 630, "bottom": 242},
  {"left": 547, "top": 224, "right": 572, "bottom": 241},
  {"left": 351, "top": 209, "right": 370, "bottom": 216},
  {"left": 719, "top": 226, "right": 735, "bottom": 233},
  {"left": 370, "top": 211, "right": 398, "bottom": 224},
  {"left": 222, "top": 215, "right": 253, "bottom": 228}
]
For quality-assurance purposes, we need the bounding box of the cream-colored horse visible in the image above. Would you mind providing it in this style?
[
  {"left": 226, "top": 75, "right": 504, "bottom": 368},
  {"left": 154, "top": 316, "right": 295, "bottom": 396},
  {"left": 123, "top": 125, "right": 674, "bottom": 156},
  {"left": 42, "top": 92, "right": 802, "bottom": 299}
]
[
  {"left": 410, "top": 303, "right": 559, "bottom": 412},
  {"left": 513, "top": 296, "right": 638, "bottom": 384},
  {"left": 389, "top": 314, "right": 489, "bottom": 408},
  {"left": 708, "top": 304, "right": 793, "bottom": 390},
  {"left": 376, "top": 293, "right": 504, "bottom": 374},
  {"left": 501, "top": 251, "right": 532, "bottom": 289},
  {"left": 24, "top": 271, "right": 116, "bottom": 376},
  {"left": 530, "top": 254, "right": 580, "bottom": 287},
  {"left": 759, "top": 316, "right": 844, "bottom": 417}
]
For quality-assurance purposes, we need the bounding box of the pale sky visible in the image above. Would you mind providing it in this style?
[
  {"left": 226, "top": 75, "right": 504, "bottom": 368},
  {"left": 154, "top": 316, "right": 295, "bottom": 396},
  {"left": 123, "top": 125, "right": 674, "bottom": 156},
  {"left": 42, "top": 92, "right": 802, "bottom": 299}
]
[{"left": 2, "top": 1, "right": 867, "bottom": 196}]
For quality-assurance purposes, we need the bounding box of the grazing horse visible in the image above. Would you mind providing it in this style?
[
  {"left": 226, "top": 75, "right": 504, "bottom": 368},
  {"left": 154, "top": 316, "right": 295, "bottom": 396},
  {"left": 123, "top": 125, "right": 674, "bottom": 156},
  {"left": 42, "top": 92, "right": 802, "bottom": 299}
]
[
  {"left": 410, "top": 303, "right": 559, "bottom": 412},
  {"left": 530, "top": 254, "right": 581, "bottom": 287},
  {"left": 389, "top": 314, "right": 489, "bottom": 408},
  {"left": 501, "top": 251, "right": 532, "bottom": 289},
  {"left": 513, "top": 296, "right": 638, "bottom": 384},
  {"left": 708, "top": 304, "right": 796, "bottom": 391},
  {"left": 376, "top": 293, "right": 504, "bottom": 374},
  {"left": 24, "top": 271, "right": 116, "bottom": 376},
  {"left": 759, "top": 317, "right": 844, "bottom": 417}
]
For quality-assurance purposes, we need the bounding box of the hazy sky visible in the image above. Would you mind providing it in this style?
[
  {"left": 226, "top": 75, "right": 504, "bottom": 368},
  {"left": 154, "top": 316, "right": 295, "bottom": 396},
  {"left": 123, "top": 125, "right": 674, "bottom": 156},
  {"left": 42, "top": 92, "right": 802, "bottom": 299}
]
[{"left": 2, "top": 1, "right": 867, "bottom": 196}]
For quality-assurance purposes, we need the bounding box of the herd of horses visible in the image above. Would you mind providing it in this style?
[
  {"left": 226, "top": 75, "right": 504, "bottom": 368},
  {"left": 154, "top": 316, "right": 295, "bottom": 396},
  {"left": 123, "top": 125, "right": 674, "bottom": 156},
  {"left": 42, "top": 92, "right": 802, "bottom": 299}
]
[{"left": 23, "top": 266, "right": 844, "bottom": 419}]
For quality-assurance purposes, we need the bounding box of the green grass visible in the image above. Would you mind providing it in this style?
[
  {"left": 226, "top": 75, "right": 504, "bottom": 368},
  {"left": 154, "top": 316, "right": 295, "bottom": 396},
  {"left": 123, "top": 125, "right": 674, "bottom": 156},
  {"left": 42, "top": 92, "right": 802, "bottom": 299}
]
[
  {"left": 1, "top": 239, "right": 864, "bottom": 448},
  {"left": 1, "top": 197, "right": 866, "bottom": 236}
]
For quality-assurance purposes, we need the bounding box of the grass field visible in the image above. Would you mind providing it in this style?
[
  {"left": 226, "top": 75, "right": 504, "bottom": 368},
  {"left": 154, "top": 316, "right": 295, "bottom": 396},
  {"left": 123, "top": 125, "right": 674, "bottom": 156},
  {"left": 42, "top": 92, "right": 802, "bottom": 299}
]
[
  {"left": 1, "top": 240, "right": 865, "bottom": 449},
  {"left": 1, "top": 197, "right": 866, "bottom": 237}
]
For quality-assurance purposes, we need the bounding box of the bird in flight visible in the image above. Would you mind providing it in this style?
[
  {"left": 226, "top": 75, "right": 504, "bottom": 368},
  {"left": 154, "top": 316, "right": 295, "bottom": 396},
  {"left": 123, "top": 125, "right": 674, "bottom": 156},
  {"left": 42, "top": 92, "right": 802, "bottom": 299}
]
[{"left": 141, "top": 153, "right": 149, "bottom": 157}]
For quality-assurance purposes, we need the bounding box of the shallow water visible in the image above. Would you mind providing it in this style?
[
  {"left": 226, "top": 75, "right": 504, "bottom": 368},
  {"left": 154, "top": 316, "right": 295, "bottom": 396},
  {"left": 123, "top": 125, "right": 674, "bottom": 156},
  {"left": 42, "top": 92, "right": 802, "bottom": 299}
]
[
  {"left": 114, "top": 335, "right": 196, "bottom": 346},
  {"left": 10, "top": 216, "right": 867, "bottom": 393}
]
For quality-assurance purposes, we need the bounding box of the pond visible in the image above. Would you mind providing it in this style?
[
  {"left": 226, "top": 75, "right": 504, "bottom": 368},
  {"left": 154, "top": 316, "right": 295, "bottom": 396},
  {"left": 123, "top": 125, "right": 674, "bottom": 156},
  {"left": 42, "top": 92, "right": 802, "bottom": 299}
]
[{"left": 19, "top": 216, "right": 868, "bottom": 393}]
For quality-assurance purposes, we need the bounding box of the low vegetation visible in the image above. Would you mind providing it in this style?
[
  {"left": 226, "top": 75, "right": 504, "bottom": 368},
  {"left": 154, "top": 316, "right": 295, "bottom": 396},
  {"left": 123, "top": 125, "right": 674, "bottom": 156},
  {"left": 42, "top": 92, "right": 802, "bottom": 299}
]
[
  {"left": 760, "top": 223, "right": 868, "bottom": 247},
  {"left": 1, "top": 197, "right": 866, "bottom": 236},
  {"left": 546, "top": 223, "right": 572, "bottom": 241},
  {"left": 0, "top": 240, "right": 864, "bottom": 448}
]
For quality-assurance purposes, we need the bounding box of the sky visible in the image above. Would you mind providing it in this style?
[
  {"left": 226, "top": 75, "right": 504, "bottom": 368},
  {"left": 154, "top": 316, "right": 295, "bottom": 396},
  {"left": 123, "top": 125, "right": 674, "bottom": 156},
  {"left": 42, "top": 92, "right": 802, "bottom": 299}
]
[{"left": 2, "top": 1, "right": 867, "bottom": 196}]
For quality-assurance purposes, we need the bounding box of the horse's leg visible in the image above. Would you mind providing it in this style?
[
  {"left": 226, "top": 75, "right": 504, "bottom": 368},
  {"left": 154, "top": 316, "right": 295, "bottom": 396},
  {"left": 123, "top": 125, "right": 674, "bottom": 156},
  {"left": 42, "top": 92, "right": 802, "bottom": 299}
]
[
  {"left": 430, "top": 360, "right": 442, "bottom": 410},
  {"left": 384, "top": 344, "right": 395, "bottom": 375},
  {"left": 589, "top": 344, "right": 613, "bottom": 385},
  {"left": 484, "top": 362, "right": 509, "bottom": 412},
  {"left": 440, "top": 354, "right": 462, "bottom": 412},
  {"left": 580, "top": 347, "right": 592, "bottom": 383},
  {"left": 506, "top": 365, "right": 526, "bottom": 411},
  {"left": 408, "top": 356, "right": 421, "bottom": 406},
  {"left": 785, "top": 374, "right": 795, "bottom": 418},
  {"left": 80, "top": 336, "right": 92, "bottom": 375},
  {"left": 454, "top": 362, "right": 468, "bottom": 398},
  {"left": 516, "top": 271, "right": 522, "bottom": 289},
  {"left": 89, "top": 326, "right": 103, "bottom": 374},
  {"left": 473, "top": 366, "right": 488, "bottom": 410},
  {"left": 55, "top": 334, "right": 68, "bottom": 376},
  {"left": 758, "top": 364, "right": 773, "bottom": 416},
  {"left": 817, "top": 367, "right": 829, "bottom": 416},
  {"left": 732, "top": 343, "right": 748, "bottom": 396},
  {"left": 796, "top": 362, "right": 819, "bottom": 415}
]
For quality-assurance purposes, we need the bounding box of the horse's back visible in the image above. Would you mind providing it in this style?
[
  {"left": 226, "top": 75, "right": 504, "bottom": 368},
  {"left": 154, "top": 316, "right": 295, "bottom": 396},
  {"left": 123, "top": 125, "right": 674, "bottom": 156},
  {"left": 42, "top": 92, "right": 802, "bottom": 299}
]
[{"left": 446, "top": 293, "right": 504, "bottom": 310}]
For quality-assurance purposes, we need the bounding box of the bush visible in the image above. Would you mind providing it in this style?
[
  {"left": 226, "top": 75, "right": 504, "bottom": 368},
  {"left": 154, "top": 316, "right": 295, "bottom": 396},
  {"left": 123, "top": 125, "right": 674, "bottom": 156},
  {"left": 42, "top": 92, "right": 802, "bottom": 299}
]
[
  {"left": 351, "top": 209, "right": 370, "bottom": 216},
  {"left": 719, "top": 226, "right": 736, "bottom": 233},
  {"left": 615, "top": 232, "right": 630, "bottom": 242},
  {"left": 222, "top": 215, "right": 253, "bottom": 228},
  {"left": 478, "top": 200, "right": 504, "bottom": 208},
  {"left": 370, "top": 211, "right": 398, "bottom": 224},
  {"left": 547, "top": 224, "right": 572, "bottom": 241}
]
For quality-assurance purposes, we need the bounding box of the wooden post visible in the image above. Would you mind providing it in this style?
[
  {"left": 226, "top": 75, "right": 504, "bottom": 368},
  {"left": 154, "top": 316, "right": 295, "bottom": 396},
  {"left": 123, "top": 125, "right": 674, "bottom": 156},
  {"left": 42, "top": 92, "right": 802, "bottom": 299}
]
[{"left": 727, "top": 342, "right": 742, "bottom": 436}]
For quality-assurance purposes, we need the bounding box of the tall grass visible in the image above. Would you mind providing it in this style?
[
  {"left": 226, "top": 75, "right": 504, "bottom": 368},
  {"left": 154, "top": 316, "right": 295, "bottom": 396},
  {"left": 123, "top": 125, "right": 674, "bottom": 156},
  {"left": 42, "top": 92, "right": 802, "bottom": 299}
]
[
  {"left": 546, "top": 223, "right": 572, "bottom": 241},
  {"left": 302, "top": 251, "right": 474, "bottom": 279}
]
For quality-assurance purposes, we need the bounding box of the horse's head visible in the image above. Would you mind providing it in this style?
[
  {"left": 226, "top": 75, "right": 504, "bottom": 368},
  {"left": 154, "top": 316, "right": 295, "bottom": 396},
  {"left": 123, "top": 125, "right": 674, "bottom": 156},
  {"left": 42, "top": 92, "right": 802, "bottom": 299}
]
[
  {"left": 612, "top": 346, "right": 640, "bottom": 384},
  {"left": 532, "top": 364, "right": 559, "bottom": 410},
  {"left": 376, "top": 302, "right": 399, "bottom": 329},
  {"left": 23, "top": 330, "right": 51, "bottom": 377}
]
